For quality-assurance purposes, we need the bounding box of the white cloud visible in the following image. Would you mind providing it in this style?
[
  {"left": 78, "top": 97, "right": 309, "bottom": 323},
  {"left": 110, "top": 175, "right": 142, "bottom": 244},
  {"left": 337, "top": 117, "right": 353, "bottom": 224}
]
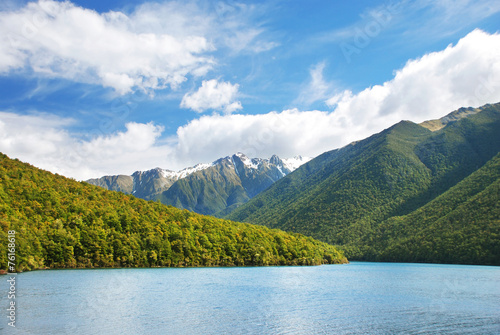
[
  {"left": 175, "top": 29, "right": 500, "bottom": 164},
  {"left": 0, "top": 0, "right": 216, "bottom": 94},
  {"left": 309, "top": 0, "right": 500, "bottom": 65},
  {"left": 173, "top": 109, "right": 344, "bottom": 165},
  {"left": 223, "top": 28, "right": 278, "bottom": 54},
  {"left": 0, "top": 1, "right": 277, "bottom": 95},
  {"left": 130, "top": 1, "right": 277, "bottom": 54},
  {"left": 82, "top": 122, "right": 165, "bottom": 156},
  {"left": 294, "top": 62, "right": 336, "bottom": 107},
  {"left": 0, "top": 112, "right": 74, "bottom": 158},
  {"left": 0, "top": 112, "right": 173, "bottom": 180},
  {"left": 2, "top": 30, "right": 499, "bottom": 180},
  {"left": 412, "top": 0, "right": 500, "bottom": 37},
  {"left": 326, "top": 29, "right": 500, "bottom": 131},
  {"left": 180, "top": 79, "right": 242, "bottom": 114}
]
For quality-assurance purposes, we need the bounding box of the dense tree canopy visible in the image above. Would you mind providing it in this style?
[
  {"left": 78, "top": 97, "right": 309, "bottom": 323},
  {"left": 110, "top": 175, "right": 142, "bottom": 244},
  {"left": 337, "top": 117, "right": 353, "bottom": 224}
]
[{"left": 0, "top": 153, "right": 347, "bottom": 272}]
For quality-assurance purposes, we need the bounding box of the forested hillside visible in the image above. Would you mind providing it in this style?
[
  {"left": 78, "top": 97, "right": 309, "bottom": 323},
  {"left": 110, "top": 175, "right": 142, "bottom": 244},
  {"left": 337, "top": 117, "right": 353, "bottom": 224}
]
[
  {"left": 227, "top": 103, "right": 500, "bottom": 265},
  {"left": 369, "top": 153, "right": 500, "bottom": 264},
  {"left": 0, "top": 153, "right": 347, "bottom": 272}
]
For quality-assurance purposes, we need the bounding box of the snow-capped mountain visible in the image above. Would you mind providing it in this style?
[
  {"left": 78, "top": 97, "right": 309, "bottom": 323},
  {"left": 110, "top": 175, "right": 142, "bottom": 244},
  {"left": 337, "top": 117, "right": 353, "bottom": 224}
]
[{"left": 86, "top": 153, "right": 310, "bottom": 216}]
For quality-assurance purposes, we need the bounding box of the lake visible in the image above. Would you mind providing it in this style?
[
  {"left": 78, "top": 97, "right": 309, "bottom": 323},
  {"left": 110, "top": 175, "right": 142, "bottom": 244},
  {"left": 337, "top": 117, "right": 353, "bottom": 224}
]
[{"left": 2, "top": 262, "right": 499, "bottom": 334}]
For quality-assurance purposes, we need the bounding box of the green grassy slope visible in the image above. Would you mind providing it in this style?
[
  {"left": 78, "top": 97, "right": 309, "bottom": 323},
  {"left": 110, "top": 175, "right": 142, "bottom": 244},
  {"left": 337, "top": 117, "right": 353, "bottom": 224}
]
[
  {"left": 0, "top": 153, "right": 347, "bottom": 272},
  {"left": 227, "top": 103, "right": 500, "bottom": 265}
]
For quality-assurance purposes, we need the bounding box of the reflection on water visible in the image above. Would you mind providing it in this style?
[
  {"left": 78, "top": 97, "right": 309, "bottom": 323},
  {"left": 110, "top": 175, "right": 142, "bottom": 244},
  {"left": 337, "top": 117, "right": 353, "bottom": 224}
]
[{"left": 2, "top": 262, "right": 499, "bottom": 334}]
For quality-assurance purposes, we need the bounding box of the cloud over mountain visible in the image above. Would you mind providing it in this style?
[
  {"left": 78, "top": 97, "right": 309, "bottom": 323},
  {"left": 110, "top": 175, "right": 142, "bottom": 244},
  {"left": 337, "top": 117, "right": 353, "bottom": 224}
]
[
  {"left": 1, "top": 29, "right": 499, "bottom": 180},
  {"left": 175, "top": 29, "right": 500, "bottom": 164},
  {"left": 327, "top": 29, "right": 500, "bottom": 132}
]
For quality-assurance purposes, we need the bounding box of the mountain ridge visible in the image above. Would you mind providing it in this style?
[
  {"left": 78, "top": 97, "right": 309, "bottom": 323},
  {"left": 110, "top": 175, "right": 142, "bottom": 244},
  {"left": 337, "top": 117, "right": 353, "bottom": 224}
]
[
  {"left": 87, "top": 153, "right": 311, "bottom": 216},
  {"left": 226, "top": 103, "right": 500, "bottom": 265}
]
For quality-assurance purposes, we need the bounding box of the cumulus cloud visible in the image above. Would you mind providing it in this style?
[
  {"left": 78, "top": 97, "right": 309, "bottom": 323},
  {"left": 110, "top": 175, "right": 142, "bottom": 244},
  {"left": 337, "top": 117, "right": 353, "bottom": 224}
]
[
  {"left": 0, "top": 0, "right": 276, "bottom": 95},
  {"left": 0, "top": 112, "right": 173, "bottom": 179},
  {"left": 175, "top": 29, "right": 500, "bottom": 164},
  {"left": 326, "top": 29, "right": 500, "bottom": 133},
  {"left": 173, "top": 109, "right": 344, "bottom": 165},
  {"left": 0, "top": 112, "right": 75, "bottom": 158},
  {"left": 0, "top": 0, "right": 215, "bottom": 94},
  {"left": 180, "top": 79, "right": 242, "bottom": 114}
]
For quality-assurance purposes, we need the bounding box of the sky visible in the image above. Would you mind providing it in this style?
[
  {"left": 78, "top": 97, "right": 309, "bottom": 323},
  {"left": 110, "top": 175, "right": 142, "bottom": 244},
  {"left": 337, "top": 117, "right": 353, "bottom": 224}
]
[{"left": 0, "top": 0, "right": 499, "bottom": 180}]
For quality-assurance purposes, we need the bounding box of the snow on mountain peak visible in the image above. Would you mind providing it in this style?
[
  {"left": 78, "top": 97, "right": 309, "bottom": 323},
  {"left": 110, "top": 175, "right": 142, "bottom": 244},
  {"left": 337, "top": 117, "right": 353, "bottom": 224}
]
[
  {"left": 133, "top": 153, "right": 311, "bottom": 183},
  {"left": 283, "top": 155, "right": 312, "bottom": 171},
  {"left": 177, "top": 163, "right": 214, "bottom": 179},
  {"left": 235, "top": 153, "right": 262, "bottom": 170},
  {"left": 159, "top": 162, "right": 214, "bottom": 180}
]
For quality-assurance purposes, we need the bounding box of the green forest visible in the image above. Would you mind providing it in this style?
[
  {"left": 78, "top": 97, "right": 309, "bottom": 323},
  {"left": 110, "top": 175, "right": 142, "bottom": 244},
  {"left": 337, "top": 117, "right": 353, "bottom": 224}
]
[
  {"left": 354, "top": 152, "right": 500, "bottom": 264},
  {"left": 0, "top": 153, "right": 347, "bottom": 272},
  {"left": 228, "top": 104, "right": 500, "bottom": 265}
]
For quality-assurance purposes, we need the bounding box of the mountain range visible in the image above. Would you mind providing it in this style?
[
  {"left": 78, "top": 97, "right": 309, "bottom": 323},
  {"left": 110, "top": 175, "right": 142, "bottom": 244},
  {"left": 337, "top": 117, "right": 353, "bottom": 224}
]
[
  {"left": 227, "top": 103, "right": 500, "bottom": 265},
  {"left": 87, "top": 153, "right": 310, "bottom": 217},
  {"left": 2, "top": 102, "right": 498, "bottom": 268}
]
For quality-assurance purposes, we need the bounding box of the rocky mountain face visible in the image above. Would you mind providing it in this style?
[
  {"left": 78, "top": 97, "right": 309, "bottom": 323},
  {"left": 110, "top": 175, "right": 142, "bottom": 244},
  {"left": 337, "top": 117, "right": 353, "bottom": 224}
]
[
  {"left": 86, "top": 153, "right": 310, "bottom": 216},
  {"left": 86, "top": 168, "right": 177, "bottom": 201}
]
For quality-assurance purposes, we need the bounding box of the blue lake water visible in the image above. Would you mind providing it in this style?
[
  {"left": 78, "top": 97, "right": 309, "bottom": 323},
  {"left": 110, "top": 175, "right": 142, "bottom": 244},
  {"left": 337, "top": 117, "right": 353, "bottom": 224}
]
[{"left": 2, "top": 262, "right": 499, "bottom": 334}]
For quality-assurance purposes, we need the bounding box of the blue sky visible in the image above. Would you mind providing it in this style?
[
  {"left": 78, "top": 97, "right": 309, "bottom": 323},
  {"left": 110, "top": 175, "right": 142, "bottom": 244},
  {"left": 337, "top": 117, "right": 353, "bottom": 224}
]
[{"left": 0, "top": 0, "right": 500, "bottom": 179}]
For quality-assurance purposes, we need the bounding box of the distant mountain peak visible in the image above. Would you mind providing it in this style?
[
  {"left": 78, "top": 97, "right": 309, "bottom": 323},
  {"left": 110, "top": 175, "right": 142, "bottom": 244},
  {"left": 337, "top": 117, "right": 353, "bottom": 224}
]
[
  {"left": 87, "top": 152, "right": 312, "bottom": 215},
  {"left": 133, "top": 167, "right": 172, "bottom": 178},
  {"left": 232, "top": 152, "right": 259, "bottom": 169}
]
